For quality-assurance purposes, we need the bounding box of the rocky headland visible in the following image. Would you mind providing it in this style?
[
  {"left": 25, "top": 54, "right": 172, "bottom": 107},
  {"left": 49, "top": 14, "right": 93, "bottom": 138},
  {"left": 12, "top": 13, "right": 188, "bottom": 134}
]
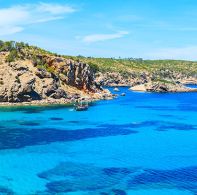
[
  {"left": 130, "top": 81, "right": 197, "bottom": 93},
  {"left": 0, "top": 41, "right": 111, "bottom": 105},
  {"left": 0, "top": 40, "right": 196, "bottom": 106},
  {"left": 95, "top": 70, "right": 197, "bottom": 93}
]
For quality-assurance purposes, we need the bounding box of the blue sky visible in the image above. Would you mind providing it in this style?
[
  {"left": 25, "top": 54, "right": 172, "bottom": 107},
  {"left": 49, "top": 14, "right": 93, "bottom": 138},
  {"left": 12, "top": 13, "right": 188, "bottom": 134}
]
[{"left": 0, "top": 0, "right": 197, "bottom": 60}]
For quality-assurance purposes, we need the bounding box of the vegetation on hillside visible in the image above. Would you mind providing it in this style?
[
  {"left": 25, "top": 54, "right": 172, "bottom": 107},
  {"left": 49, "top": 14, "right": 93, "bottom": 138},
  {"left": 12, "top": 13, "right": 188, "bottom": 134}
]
[
  {"left": 0, "top": 40, "right": 58, "bottom": 73},
  {"left": 0, "top": 40, "right": 197, "bottom": 77},
  {"left": 64, "top": 55, "right": 197, "bottom": 76}
]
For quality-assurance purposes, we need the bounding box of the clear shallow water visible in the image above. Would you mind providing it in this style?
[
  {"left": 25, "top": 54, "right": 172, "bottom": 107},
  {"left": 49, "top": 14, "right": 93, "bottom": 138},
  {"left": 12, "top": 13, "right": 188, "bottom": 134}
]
[{"left": 0, "top": 88, "right": 197, "bottom": 195}]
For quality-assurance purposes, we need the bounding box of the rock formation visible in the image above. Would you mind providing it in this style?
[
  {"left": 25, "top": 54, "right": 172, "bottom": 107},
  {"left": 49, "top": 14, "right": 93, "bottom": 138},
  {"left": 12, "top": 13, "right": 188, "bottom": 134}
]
[
  {"left": 95, "top": 70, "right": 197, "bottom": 93},
  {"left": 0, "top": 41, "right": 196, "bottom": 103},
  {"left": 130, "top": 81, "right": 197, "bottom": 92},
  {"left": 95, "top": 72, "right": 150, "bottom": 87},
  {"left": 0, "top": 52, "right": 110, "bottom": 103}
]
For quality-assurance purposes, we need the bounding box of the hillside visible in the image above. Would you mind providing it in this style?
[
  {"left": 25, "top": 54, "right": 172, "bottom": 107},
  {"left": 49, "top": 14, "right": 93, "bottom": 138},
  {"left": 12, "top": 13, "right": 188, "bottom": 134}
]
[
  {"left": 0, "top": 40, "right": 196, "bottom": 102},
  {"left": 64, "top": 55, "right": 197, "bottom": 87},
  {"left": 0, "top": 41, "right": 110, "bottom": 103},
  {"left": 65, "top": 55, "right": 197, "bottom": 76}
]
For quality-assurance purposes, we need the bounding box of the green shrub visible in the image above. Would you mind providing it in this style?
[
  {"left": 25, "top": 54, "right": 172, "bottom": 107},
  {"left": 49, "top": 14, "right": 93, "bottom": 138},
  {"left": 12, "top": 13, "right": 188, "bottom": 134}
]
[
  {"left": 37, "top": 63, "right": 55, "bottom": 74},
  {"left": 88, "top": 62, "right": 99, "bottom": 72},
  {"left": 6, "top": 49, "right": 18, "bottom": 62}
]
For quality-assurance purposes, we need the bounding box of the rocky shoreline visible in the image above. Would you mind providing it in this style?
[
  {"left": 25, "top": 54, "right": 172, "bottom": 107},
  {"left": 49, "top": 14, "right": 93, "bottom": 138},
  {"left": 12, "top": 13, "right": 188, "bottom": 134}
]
[
  {"left": 0, "top": 89, "right": 112, "bottom": 107},
  {"left": 96, "top": 72, "right": 197, "bottom": 93},
  {"left": 0, "top": 41, "right": 196, "bottom": 106},
  {"left": 0, "top": 47, "right": 113, "bottom": 106},
  {"left": 0, "top": 91, "right": 112, "bottom": 109},
  {"left": 130, "top": 82, "right": 197, "bottom": 93}
]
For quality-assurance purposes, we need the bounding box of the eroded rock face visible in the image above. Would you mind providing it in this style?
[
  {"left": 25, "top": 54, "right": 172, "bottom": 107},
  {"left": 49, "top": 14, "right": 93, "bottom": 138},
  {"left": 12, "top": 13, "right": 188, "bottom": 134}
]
[
  {"left": 95, "top": 69, "right": 197, "bottom": 89},
  {"left": 95, "top": 72, "right": 150, "bottom": 87},
  {"left": 41, "top": 56, "right": 95, "bottom": 91},
  {"left": 130, "top": 81, "right": 197, "bottom": 92},
  {"left": 0, "top": 61, "right": 58, "bottom": 102},
  {"left": 0, "top": 53, "right": 99, "bottom": 102}
]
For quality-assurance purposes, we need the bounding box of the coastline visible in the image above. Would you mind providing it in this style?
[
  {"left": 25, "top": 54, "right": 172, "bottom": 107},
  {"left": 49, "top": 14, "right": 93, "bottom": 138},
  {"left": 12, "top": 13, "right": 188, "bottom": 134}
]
[
  {"left": 130, "top": 85, "right": 197, "bottom": 93},
  {"left": 0, "top": 90, "right": 113, "bottom": 107},
  {"left": 0, "top": 83, "right": 196, "bottom": 107},
  {"left": 0, "top": 99, "right": 74, "bottom": 107},
  {"left": 129, "top": 81, "right": 197, "bottom": 93}
]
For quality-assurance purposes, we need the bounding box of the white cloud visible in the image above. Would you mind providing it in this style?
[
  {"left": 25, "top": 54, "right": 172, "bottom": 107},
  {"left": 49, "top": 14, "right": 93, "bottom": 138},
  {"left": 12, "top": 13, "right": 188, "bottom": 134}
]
[
  {"left": 81, "top": 31, "right": 129, "bottom": 43},
  {"left": 0, "top": 7, "right": 28, "bottom": 26},
  {"left": 37, "top": 3, "right": 76, "bottom": 15},
  {"left": 29, "top": 16, "right": 64, "bottom": 24},
  {"left": 0, "top": 3, "right": 76, "bottom": 36},
  {"left": 147, "top": 46, "right": 197, "bottom": 60},
  {"left": 0, "top": 26, "right": 24, "bottom": 36}
]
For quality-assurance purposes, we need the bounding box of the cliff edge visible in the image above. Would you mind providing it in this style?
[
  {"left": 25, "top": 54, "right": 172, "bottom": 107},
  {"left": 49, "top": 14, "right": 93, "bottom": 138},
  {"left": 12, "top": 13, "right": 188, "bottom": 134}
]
[{"left": 0, "top": 41, "right": 111, "bottom": 104}]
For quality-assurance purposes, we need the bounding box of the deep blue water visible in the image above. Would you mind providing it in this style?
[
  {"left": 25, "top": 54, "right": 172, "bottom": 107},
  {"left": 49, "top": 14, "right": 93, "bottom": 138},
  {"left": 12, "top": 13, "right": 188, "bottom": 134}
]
[{"left": 0, "top": 87, "right": 197, "bottom": 195}]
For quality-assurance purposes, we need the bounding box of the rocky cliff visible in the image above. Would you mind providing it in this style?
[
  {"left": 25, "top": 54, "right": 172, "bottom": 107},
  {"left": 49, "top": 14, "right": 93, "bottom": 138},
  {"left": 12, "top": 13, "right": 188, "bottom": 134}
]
[
  {"left": 0, "top": 50, "right": 110, "bottom": 103},
  {"left": 130, "top": 81, "right": 197, "bottom": 92},
  {"left": 95, "top": 70, "right": 197, "bottom": 92},
  {"left": 95, "top": 72, "right": 150, "bottom": 87},
  {"left": 0, "top": 41, "right": 196, "bottom": 99}
]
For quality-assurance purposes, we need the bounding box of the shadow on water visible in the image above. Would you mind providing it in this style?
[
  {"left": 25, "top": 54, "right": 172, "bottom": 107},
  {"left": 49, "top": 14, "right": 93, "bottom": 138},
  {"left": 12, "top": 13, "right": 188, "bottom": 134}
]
[
  {"left": 99, "top": 121, "right": 197, "bottom": 131},
  {"left": 136, "top": 103, "right": 197, "bottom": 113},
  {"left": 36, "top": 161, "right": 197, "bottom": 194},
  {"left": 135, "top": 105, "right": 177, "bottom": 111},
  {"left": 128, "top": 166, "right": 197, "bottom": 194},
  {"left": 0, "top": 123, "right": 138, "bottom": 150},
  {"left": 0, "top": 120, "right": 196, "bottom": 150},
  {"left": 178, "top": 103, "right": 197, "bottom": 112},
  {"left": 0, "top": 89, "right": 197, "bottom": 194},
  {"left": 50, "top": 117, "right": 64, "bottom": 121},
  {"left": 0, "top": 186, "right": 14, "bottom": 195},
  {"left": 38, "top": 161, "right": 138, "bottom": 194},
  {"left": 0, "top": 104, "right": 73, "bottom": 114}
]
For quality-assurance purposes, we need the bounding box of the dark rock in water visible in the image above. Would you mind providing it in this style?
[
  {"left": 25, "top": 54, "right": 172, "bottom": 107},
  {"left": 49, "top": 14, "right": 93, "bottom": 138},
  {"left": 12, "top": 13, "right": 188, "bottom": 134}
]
[
  {"left": 19, "top": 121, "right": 40, "bottom": 126},
  {"left": 103, "top": 167, "right": 131, "bottom": 176},
  {"left": 46, "top": 177, "right": 113, "bottom": 193},
  {"left": 38, "top": 162, "right": 141, "bottom": 194},
  {"left": 0, "top": 186, "right": 14, "bottom": 195},
  {"left": 50, "top": 117, "right": 63, "bottom": 121},
  {"left": 128, "top": 166, "right": 197, "bottom": 194},
  {"left": 68, "top": 120, "right": 80, "bottom": 124},
  {"left": 23, "top": 110, "right": 42, "bottom": 114},
  {"left": 46, "top": 180, "right": 74, "bottom": 193},
  {"left": 112, "top": 189, "right": 127, "bottom": 195},
  {"left": 0, "top": 123, "right": 137, "bottom": 150}
]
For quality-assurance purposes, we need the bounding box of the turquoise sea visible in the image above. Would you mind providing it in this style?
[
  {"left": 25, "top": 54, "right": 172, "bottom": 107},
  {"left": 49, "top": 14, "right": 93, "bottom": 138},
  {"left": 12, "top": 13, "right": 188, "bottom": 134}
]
[{"left": 0, "top": 87, "right": 197, "bottom": 195}]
